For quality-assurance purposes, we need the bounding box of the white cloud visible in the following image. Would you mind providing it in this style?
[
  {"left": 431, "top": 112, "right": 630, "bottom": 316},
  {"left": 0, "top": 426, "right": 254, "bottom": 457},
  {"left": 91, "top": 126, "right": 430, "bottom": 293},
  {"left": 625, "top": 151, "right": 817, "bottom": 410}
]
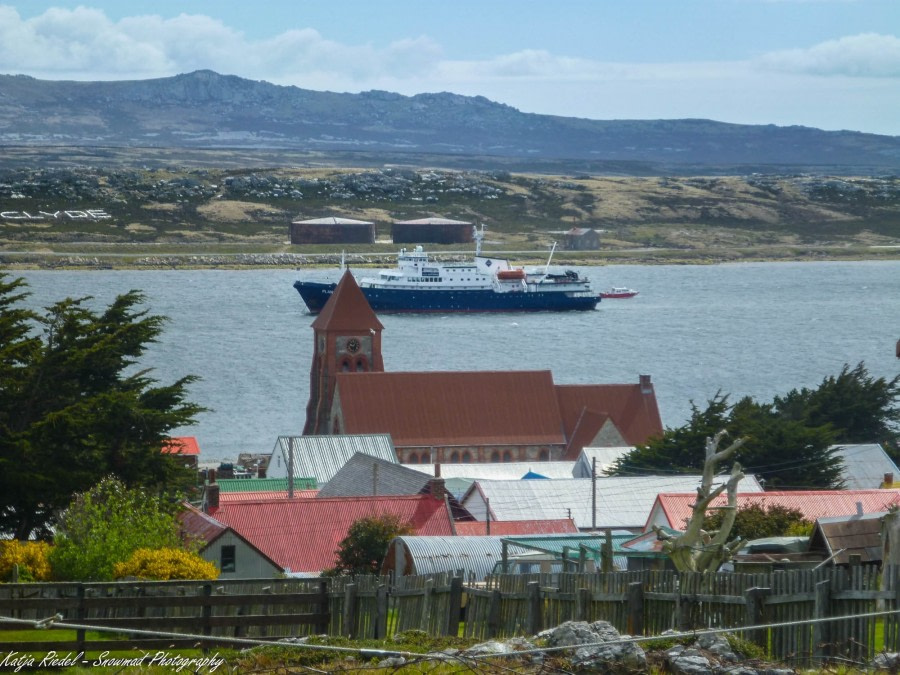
[
  {"left": 0, "top": 5, "right": 442, "bottom": 84},
  {"left": 759, "top": 33, "right": 900, "bottom": 77}
]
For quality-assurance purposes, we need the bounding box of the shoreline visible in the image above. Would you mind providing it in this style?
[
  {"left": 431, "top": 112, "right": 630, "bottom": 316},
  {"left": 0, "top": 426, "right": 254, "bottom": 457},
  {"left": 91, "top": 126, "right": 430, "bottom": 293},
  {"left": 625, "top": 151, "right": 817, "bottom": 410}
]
[{"left": 3, "top": 246, "right": 900, "bottom": 270}]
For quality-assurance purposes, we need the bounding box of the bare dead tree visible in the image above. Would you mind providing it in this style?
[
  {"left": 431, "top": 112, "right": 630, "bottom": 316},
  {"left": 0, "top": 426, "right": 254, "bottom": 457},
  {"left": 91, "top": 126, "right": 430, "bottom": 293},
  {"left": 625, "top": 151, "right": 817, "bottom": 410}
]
[{"left": 653, "top": 430, "right": 747, "bottom": 573}]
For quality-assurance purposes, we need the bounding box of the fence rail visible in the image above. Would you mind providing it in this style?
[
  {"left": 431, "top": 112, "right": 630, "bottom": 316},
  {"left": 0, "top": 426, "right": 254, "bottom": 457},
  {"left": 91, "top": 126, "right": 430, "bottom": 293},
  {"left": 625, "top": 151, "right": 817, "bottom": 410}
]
[{"left": 2, "top": 565, "right": 899, "bottom": 665}]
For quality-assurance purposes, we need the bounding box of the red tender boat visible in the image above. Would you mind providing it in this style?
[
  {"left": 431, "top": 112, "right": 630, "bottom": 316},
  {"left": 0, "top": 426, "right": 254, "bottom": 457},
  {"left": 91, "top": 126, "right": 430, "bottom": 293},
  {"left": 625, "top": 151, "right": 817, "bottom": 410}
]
[{"left": 600, "top": 287, "right": 639, "bottom": 299}]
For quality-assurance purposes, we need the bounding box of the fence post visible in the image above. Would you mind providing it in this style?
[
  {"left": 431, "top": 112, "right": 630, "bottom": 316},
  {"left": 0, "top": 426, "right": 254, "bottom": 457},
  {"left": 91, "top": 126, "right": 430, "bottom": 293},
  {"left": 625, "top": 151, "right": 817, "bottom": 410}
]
[
  {"left": 75, "top": 584, "right": 86, "bottom": 655},
  {"left": 374, "top": 583, "right": 388, "bottom": 639},
  {"left": 343, "top": 583, "right": 358, "bottom": 639},
  {"left": 526, "top": 581, "right": 542, "bottom": 636},
  {"left": 201, "top": 583, "right": 213, "bottom": 651},
  {"left": 419, "top": 578, "right": 434, "bottom": 634},
  {"left": 575, "top": 587, "right": 590, "bottom": 622},
  {"left": 813, "top": 578, "right": 831, "bottom": 665},
  {"left": 743, "top": 587, "right": 770, "bottom": 648},
  {"left": 487, "top": 589, "right": 502, "bottom": 639},
  {"left": 317, "top": 580, "right": 329, "bottom": 634},
  {"left": 627, "top": 581, "right": 644, "bottom": 636},
  {"left": 446, "top": 575, "right": 464, "bottom": 637}
]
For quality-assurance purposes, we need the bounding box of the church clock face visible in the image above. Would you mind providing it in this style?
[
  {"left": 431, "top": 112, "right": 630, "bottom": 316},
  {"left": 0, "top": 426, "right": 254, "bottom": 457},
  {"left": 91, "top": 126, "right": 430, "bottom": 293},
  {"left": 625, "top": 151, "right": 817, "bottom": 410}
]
[{"left": 346, "top": 337, "right": 361, "bottom": 353}]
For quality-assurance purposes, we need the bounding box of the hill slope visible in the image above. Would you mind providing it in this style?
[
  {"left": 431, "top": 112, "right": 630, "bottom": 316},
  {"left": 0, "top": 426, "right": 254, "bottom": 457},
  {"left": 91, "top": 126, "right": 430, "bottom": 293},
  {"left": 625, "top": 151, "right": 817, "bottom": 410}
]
[{"left": 1, "top": 70, "right": 899, "bottom": 173}]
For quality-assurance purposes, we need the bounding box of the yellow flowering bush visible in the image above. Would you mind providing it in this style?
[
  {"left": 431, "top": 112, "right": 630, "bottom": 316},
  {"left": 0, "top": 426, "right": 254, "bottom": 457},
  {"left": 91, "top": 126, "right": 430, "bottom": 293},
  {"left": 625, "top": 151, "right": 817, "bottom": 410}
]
[
  {"left": 113, "top": 548, "right": 219, "bottom": 581},
  {"left": 0, "top": 540, "right": 53, "bottom": 582}
]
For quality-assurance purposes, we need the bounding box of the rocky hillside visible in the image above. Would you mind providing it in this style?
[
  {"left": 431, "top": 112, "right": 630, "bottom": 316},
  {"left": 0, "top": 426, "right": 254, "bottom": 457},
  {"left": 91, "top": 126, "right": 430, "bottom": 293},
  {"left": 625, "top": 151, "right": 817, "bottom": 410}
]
[
  {"left": 2, "top": 167, "right": 898, "bottom": 251},
  {"left": 1, "top": 70, "right": 899, "bottom": 174}
]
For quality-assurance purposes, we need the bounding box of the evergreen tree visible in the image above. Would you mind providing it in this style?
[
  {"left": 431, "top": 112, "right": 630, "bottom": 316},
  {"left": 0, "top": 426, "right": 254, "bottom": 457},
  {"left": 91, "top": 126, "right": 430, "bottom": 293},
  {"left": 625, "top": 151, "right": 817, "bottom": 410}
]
[
  {"left": 609, "top": 393, "right": 843, "bottom": 489},
  {"left": 325, "top": 514, "right": 412, "bottom": 576},
  {"left": 774, "top": 363, "right": 900, "bottom": 458},
  {"left": 0, "top": 274, "right": 204, "bottom": 539}
]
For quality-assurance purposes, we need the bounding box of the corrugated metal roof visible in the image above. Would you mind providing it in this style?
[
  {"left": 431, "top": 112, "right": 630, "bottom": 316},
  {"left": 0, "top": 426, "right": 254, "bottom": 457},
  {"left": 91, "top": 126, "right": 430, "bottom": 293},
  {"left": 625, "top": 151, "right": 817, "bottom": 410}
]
[
  {"left": 292, "top": 217, "right": 374, "bottom": 225},
  {"left": 219, "top": 489, "right": 319, "bottom": 502},
  {"left": 317, "top": 452, "right": 431, "bottom": 498},
  {"left": 269, "top": 434, "right": 397, "bottom": 486},
  {"left": 337, "top": 370, "right": 566, "bottom": 447},
  {"left": 211, "top": 495, "right": 453, "bottom": 573},
  {"left": 811, "top": 511, "right": 885, "bottom": 564},
  {"left": 464, "top": 476, "right": 725, "bottom": 530},
  {"left": 652, "top": 490, "right": 900, "bottom": 532},
  {"left": 178, "top": 504, "right": 227, "bottom": 545},
  {"left": 454, "top": 519, "right": 578, "bottom": 536},
  {"left": 833, "top": 444, "right": 900, "bottom": 490},
  {"left": 388, "top": 535, "right": 530, "bottom": 580},
  {"left": 413, "top": 461, "right": 576, "bottom": 481},
  {"left": 162, "top": 436, "right": 200, "bottom": 456},
  {"left": 215, "top": 477, "right": 316, "bottom": 493},
  {"left": 556, "top": 380, "right": 664, "bottom": 453}
]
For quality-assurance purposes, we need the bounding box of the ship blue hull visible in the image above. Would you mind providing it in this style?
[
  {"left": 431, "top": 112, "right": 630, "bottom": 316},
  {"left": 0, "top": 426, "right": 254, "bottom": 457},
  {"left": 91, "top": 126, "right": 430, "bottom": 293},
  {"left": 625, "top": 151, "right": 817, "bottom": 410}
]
[{"left": 293, "top": 280, "right": 600, "bottom": 313}]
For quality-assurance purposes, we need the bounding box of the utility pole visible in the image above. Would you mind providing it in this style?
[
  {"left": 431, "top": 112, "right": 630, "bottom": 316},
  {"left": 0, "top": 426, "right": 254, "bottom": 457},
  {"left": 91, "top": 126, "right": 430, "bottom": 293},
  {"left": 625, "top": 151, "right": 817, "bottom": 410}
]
[{"left": 591, "top": 456, "right": 597, "bottom": 531}]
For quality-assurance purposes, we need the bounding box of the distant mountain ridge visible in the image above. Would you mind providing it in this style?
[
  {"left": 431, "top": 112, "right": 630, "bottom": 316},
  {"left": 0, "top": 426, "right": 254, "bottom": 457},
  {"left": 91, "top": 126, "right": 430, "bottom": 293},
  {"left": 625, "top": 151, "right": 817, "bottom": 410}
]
[{"left": 2, "top": 69, "right": 899, "bottom": 173}]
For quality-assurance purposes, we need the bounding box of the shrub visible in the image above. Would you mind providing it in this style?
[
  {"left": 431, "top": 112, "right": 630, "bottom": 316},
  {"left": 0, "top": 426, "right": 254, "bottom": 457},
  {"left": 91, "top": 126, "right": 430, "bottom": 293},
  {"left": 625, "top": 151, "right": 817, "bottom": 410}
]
[
  {"left": 0, "top": 540, "right": 52, "bottom": 582},
  {"left": 113, "top": 548, "right": 219, "bottom": 581},
  {"left": 50, "top": 476, "right": 185, "bottom": 581}
]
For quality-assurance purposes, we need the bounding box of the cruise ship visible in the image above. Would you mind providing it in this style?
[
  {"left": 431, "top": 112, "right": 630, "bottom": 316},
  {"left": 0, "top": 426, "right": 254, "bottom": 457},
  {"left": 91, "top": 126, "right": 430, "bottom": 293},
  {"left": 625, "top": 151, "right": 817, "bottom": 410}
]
[{"left": 293, "top": 227, "right": 600, "bottom": 313}]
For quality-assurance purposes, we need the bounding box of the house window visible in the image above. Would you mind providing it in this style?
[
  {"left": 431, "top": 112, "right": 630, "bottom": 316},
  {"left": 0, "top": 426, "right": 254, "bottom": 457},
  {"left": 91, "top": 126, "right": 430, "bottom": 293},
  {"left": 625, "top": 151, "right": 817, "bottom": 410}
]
[
  {"left": 539, "top": 449, "right": 550, "bottom": 461},
  {"left": 490, "top": 451, "right": 501, "bottom": 462},
  {"left": 450, "top": 451, "right": 460, "bottom": 463},
  {"left": 421, "top": 451, "right": 431, "bottom": 463},
  {"left": 221, "top": 545, "right": 236, "bottom": 573},
  {"left": 462, "top": 451, "right": 472, "bottom": 463},
  {"left": 408, "top": 452, "right": 419, "bottom": 464},
  {"left": 502, "top": 450, "right": 513, "bottom": 462}
]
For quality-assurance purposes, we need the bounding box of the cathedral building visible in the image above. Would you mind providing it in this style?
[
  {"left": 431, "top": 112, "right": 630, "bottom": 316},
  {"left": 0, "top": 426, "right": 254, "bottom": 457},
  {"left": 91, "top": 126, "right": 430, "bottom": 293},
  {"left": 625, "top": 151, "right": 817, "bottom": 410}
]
[{"left": 303, "top": 271, "right": 663, "bottom": 463}]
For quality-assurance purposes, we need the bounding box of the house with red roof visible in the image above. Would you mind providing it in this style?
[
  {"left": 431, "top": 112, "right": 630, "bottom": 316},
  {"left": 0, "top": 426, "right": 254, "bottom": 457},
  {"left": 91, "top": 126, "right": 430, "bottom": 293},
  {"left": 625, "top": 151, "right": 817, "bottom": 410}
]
[
  {"left": 179, "top": 504, "right": 282, "bottom": 579},
  {"left": 161, "top": 436, "right": 201, "bottom": 468},
  {"left": 204, "top": 493, "right": 455, "bottom": 574},
  {"left": 645, "top": 490, "right": 900, "bottom": 532},
  {"left": 304, "top": 271, "right": 663, "bottom": 463}
]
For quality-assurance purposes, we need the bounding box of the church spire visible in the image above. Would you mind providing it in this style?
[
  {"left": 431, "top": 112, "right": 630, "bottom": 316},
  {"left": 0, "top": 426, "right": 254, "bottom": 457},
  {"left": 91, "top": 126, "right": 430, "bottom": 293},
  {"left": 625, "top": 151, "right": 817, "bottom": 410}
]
[{"left": 304, "top": 271, "right": 384, "bottom": 434}]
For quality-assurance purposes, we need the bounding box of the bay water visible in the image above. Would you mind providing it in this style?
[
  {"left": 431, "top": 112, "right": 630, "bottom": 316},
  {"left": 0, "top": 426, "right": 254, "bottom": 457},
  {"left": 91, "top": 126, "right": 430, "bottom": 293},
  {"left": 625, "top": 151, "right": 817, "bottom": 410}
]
[{"left": 12, "top": 260, "right": 900, "bottom": 463}]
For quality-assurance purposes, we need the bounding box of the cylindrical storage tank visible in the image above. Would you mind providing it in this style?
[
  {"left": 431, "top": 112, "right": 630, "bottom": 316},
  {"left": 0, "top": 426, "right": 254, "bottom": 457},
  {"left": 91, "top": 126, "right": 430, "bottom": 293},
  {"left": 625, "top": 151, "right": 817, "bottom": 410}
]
[
  {"left": 290, "top": 217, "right": 375, "bottom": 244},
  {"left": 391, "top": 218, "right": 473, "bottom": 244}
]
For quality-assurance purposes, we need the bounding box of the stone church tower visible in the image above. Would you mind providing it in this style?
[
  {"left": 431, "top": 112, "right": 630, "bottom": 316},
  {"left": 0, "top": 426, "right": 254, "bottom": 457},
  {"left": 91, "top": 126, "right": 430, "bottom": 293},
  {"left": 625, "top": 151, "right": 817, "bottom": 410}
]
[{"left": 303, "top": 271, "right": 384, "bottom": 435}]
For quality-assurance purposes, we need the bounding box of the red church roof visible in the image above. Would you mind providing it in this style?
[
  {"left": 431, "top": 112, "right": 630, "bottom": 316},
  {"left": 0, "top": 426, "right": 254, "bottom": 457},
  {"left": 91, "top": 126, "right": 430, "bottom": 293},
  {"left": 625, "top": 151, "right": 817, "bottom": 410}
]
[
  {"left": 208, "top": 494, "right": 453, "bottom": 573},
  {"left": 336, "top": 370, "right": 566, "bottom": 447},
  {"left": 556, "top": 378, "right": 663, "bottom": 453}
]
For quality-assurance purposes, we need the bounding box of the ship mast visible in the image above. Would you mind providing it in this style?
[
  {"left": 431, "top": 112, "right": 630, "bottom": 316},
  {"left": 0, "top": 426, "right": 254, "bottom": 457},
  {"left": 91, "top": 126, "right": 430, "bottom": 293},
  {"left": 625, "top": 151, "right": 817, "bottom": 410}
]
[
  {"left": 474, "top": 224, "right": 485, "bottom": 256},
  {"left": 545, "top": 241, "right": 557, "bottom": 274}
]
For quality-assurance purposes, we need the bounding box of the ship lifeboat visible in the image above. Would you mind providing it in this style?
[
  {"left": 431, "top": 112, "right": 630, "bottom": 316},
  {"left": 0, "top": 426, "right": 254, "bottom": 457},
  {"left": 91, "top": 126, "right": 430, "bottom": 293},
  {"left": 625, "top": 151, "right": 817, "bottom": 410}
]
[{"left": 497, "top": 269, "right": 526, "bottom": 280}]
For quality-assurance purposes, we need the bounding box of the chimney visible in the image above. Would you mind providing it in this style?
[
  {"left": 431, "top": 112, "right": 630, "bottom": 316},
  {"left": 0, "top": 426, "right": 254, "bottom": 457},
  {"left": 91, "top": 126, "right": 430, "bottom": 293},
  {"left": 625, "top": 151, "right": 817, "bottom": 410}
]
[
  {"left": 434, "top": 461, "right": 441, "bottom": 478},
  {"left": 639, "top": 374, "right": 653, "bottom": 395},
  {"left": 885, "top": 473, "right": 894, "bottom": 487},
  {"left": 205, "top": 483, "right": 220, "bottom": 513},
  {"left": 257, "top": 463, "right": 266, "bottom": 479},
  {"left": 208, "top": 468, "right": 217, "bottom": 484},
  {"left": 429, "top": 477, "right": 446, "bottom": 501},
  {"left": 857, "top": 501, "right": 864, "bottom": 516}
]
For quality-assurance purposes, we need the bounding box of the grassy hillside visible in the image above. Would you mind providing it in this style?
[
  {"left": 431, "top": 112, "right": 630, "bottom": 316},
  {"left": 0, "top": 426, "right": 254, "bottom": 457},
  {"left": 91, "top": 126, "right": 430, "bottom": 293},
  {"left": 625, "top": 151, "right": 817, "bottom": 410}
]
[{"left": 2, "top": 166, "right": 899, "bottom": 266}]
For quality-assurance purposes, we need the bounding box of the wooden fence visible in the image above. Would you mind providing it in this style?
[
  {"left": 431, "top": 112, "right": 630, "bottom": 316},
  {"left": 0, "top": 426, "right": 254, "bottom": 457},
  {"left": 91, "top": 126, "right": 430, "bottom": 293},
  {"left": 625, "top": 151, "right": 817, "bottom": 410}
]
[{"left": 2, "top": 566, "right": 899, "bottom": 666}]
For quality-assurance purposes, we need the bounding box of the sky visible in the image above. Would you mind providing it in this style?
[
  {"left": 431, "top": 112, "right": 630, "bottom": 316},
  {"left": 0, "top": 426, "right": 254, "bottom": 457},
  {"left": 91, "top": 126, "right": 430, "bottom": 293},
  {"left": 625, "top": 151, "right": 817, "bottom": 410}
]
[{"left": 1, "top": 1, "right": 899, "bottom": 136}]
